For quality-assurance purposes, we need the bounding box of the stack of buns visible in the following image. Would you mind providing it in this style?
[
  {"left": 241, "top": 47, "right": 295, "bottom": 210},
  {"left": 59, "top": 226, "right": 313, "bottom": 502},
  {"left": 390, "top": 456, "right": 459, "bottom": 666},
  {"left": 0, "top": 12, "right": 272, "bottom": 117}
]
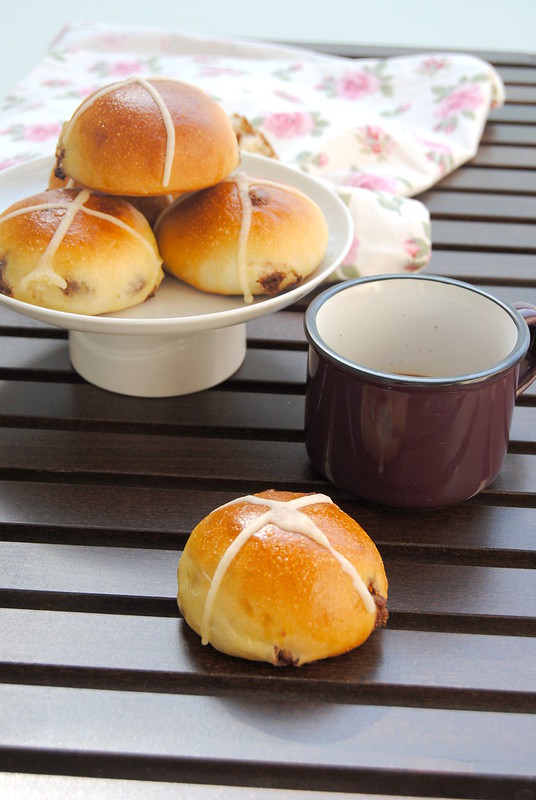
[{"left": 0, "top": 76, "right": 329, "bottom": 315}]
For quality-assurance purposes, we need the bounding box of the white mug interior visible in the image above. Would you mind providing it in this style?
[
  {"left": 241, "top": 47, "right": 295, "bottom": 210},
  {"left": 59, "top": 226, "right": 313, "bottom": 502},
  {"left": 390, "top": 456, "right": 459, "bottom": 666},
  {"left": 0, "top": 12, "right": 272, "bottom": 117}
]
[{"left": 314, "top": 277, "right": 519, "bottom": 379}]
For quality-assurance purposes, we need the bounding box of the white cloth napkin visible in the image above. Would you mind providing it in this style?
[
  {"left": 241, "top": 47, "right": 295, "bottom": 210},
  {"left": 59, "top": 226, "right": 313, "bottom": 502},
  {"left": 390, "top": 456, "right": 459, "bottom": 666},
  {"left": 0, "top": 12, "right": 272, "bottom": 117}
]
[{"left": 0, "top": 23, "right": 505, "bottom": 279}]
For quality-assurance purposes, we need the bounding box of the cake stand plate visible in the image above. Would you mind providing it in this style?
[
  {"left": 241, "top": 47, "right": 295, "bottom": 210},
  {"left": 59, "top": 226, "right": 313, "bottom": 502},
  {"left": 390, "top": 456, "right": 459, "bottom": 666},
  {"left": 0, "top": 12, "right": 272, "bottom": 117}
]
[{"left": 0, "top": 153, "right": 353, "bottom": 396}]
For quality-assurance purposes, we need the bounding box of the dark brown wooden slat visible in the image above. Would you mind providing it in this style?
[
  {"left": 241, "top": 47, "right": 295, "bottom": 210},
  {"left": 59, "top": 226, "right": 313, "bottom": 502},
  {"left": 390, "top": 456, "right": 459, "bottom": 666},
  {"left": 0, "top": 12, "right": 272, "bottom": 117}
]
[
  {"left": 511, "top": 406, "right": 536, "bottom": 445},
  {"left": 0, "top": 339, "right": 72, "bottom": 376},
  {"left": 495, "top": 65, "right": 536, "bottom": 86},
  {"left": 430, "top": 219, "right": 536, "bottom": 251},
  {"left": 0, "top": 541, "right": 176, "bottom": 598},
  {"left": 358, "top": 501, "right": 536, "bottom": 562},
  {"left": 435, "top": 166, "right": 535, "bottom": 193},
  {"left": 481, "top": 122, "right": 536, "bottom": 145},
  {"left": 0, "top": 427, "right": 315, "bottom": 486},
  {"left": 470, "top": 144, "right": 536, "bottom": 169},
  {"left": 0, "top": 379, "right": 533, "bottom": 447},
  {"left": 2, "top": 540, "right": 535, "bottom": 624},
  {"left": 245, "top": 313, "right": 307, "bottom": 347},
  {"left": 503, "top": 84, "right": 536, "bottom": 104},
  {"left": 1, "top": 482, "right": 536, "bottom": 566},
  {"left": 388, "top": 560, "right": 536, "bottom": 620},
  {"left": 0, "top": 429, "right": 534, "bottom": 499},
  {"left": 423, "top": 191, "right": 536, "bottom": 221},
  {"left": 0, "top": 381, "right": 304, "bottom": 435},
  {"left": 427, "top": 250, "right": 536, "bottom": 284},
  {"left": 485, "top": 453, "right": 536, "bottom": 496},
  {"left": 489, "top": 104, "right": 536, "bottom": 124},
  {"left": 0, "top": 343, "right": 308, "bottom": 391},
  {"left": 1, "top": 683, "right": 534, "bottom": 797},
  {"left": 1, "top": 609, "right": 534, "bottom": 710},
  {"left": 0, "top": 482, "right": 218, "bottom": 545}
]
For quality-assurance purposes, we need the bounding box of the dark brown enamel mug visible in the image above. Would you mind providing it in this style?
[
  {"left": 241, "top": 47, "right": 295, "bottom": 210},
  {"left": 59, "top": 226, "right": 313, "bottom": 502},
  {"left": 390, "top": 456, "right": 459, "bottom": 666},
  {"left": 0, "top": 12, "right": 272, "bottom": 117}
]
[{"left": 304, "top": 275, "right": 536, "bottom": 509}]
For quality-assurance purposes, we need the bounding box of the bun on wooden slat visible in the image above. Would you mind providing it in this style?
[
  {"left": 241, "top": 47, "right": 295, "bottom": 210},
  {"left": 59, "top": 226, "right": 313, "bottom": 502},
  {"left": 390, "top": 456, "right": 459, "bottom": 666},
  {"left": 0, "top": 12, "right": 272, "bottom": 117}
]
[{"left": 177, "top": 490, "right": 388, "bottom": 666}]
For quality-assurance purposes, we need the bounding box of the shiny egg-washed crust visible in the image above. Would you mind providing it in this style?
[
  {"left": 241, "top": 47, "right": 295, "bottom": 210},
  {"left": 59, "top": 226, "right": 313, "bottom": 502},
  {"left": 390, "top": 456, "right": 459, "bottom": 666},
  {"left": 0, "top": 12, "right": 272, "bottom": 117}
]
[
  {"left": 177, "top": 490, "right": 388, "bottom": 666},
  {"left": 0, "top": 188, "right": 164, "bottom": 315},
  {"left": 54, "top": 78, "right": 240, "bottom": 196},
  {"left": 155, "top": 178, "right": 329, "bottom": 298}
]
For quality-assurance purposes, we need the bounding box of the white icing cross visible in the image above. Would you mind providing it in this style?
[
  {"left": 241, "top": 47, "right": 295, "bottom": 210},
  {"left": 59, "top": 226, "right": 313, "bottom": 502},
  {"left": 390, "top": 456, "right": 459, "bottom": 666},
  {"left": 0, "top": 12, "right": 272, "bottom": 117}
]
[
  {"left": 233, "top": 173, "right": 310, "bottom": 305},
  {"left": 200, "top": 493, "right": 376, "bottom": 645}
]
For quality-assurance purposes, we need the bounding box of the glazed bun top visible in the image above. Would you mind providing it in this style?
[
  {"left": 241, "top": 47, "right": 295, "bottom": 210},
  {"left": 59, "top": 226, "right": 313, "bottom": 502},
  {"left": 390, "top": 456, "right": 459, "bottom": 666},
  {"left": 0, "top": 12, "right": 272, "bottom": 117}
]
[
  {"left": 54, "top": 77, "right": 240, "bottom": 196},
  {"left": 177, "top": 490, "right": 388, "bottom": 666}
]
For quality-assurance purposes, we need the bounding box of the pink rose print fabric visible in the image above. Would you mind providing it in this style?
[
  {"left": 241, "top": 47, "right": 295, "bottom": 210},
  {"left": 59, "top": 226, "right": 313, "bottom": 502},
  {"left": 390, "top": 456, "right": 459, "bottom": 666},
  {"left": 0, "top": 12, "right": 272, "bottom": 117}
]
[{"left": 0, "top": 23, "right": 505, "bottom": 279}]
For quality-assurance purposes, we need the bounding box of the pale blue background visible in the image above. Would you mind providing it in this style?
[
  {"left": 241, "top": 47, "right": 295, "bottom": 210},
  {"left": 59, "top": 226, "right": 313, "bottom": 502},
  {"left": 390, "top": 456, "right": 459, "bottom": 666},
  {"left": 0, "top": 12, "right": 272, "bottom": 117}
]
[{"left": 1, "top": 0, "right": 534, "bottom": 101}]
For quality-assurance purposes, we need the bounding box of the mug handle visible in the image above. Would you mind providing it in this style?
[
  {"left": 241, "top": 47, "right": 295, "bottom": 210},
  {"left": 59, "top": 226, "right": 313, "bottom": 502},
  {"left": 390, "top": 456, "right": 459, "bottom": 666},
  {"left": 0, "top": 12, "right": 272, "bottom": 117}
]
[{"left": 514, "top": 302, "right": 536, "bottom": 397}]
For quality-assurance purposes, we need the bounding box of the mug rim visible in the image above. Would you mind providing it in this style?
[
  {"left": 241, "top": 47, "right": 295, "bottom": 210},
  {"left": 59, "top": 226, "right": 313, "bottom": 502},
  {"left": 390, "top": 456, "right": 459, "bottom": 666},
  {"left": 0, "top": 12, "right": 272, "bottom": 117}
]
[{"left": 304, "top": 274, "right": 530, "bottom": 386}]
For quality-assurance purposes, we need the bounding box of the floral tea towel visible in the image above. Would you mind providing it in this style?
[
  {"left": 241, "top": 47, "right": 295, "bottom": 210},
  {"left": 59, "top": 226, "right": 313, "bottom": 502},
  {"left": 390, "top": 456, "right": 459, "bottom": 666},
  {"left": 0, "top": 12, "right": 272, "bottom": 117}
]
[{"left": 0, "top": 23, "right": 505, "bottom": 279}]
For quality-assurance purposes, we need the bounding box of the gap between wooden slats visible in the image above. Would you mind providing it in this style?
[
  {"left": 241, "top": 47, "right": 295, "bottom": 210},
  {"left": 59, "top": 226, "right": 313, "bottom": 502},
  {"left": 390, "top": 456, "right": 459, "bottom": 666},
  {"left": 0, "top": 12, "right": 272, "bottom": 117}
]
[{"left": 0, "top": 683, "right": 534, "bottom": 797}]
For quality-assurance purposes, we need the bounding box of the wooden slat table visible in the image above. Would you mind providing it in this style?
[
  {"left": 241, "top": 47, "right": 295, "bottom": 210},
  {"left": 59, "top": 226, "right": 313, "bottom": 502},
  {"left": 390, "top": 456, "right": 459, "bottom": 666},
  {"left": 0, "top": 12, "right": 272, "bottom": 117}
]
[{"left": 0, "top": 43, "right": 535, "bottom": 800}]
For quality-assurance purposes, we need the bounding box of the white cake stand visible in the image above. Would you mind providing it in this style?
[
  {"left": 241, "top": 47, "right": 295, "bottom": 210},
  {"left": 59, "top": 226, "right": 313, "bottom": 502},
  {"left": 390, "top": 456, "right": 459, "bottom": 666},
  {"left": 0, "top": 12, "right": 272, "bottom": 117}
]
[{"left": 0, "top": 153, "right": 353, "bottom": 397}]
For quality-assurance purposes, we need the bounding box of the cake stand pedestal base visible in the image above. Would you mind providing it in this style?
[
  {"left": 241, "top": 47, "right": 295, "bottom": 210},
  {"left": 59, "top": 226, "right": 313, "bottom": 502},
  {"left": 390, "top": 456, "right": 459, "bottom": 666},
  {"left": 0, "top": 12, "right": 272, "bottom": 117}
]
[{"left": 69, "top": 323, "right": 247, "bottom": 397}]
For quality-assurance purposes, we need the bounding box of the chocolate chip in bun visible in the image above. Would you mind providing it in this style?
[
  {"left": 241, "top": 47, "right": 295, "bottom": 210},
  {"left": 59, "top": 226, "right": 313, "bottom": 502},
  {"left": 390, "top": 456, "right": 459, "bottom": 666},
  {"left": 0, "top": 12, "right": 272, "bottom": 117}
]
[
  {"left": 177, "top": 490, "right": 388, "bottom": 666},
  {"left": 155, "top": 174, "right": 329, "bottom": 303},
  {"left": 0, "top": 188, "right": 163, "bottom": 315},
  {"left": 54, "top": 77, "right": 240, "bottom": 196}
]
